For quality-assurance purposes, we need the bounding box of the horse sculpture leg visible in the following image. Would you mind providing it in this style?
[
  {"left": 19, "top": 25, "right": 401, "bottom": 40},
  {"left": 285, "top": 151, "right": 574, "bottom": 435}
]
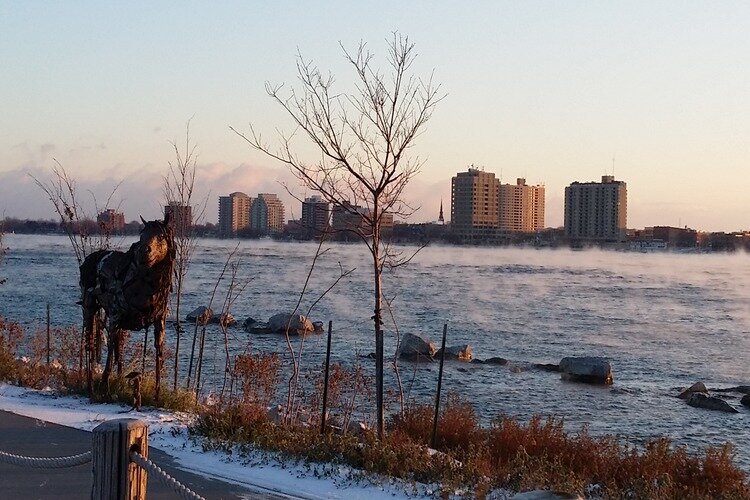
[
  {"left": 101, "top": 330, "right": 114, "bottom": 396},
  {"left": 154, "top": 317, "right": 166, "bottom": 403},
  {"left": 115, "top": 329, "right": 123, "bottom": 376},
  {"left": 101, "top": 323, "right": 122, "bottom": 396},
  {"left": 82, "top": 305, "right": 96, "bottom": 399}
]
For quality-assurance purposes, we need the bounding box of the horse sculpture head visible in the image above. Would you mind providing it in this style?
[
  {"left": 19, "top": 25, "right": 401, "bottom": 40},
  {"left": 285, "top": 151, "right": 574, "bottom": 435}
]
[{"left": 137, "top": 215, "right": 175, "bottom": 268}]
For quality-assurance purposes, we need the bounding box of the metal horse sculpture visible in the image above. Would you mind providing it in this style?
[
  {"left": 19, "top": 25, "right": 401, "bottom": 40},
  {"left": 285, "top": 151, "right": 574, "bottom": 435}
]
[{"left": 79, "top": 215, "right": 175, "bottom": 401}]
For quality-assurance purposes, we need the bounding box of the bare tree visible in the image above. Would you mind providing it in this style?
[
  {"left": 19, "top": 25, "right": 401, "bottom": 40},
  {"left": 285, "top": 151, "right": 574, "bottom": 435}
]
[
  {"left": 162, "top": 120, "right": 207, "bottom": 391},
  {"left": 31, "top": 162, "right": 121, "bottom": 392},
  {"left": 31, "top": 161, "right": 120, "bottom": 266},
  {"left": 232, "top": 33, "right": 441, "bottom": 437},
  {"left": 0, "top": 218, "right": 6, "bottom": 285}
]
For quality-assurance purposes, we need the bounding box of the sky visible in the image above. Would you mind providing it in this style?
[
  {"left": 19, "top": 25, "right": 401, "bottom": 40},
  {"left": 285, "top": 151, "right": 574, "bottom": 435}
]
[{"left": 1, "top": 1, "right": 749, "bottom": 231}]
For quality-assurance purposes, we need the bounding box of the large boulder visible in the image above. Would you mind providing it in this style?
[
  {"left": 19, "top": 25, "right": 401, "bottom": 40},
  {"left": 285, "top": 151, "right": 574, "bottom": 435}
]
[
  {"left": 186, "top": 306, "right": 213, "bottom": 325},
  {"left": 267, "top": 313, "right": 314, "bottom": 335},
  {"left": 397, "top": 333, "right": 437, "bottom": 360},
  {"left": 741, "top": 395, "right": 750, "bottom": 408},
  {"left": 678, "top": 381, "right": 708, "bottom": 399},
  {"left": 435, "top": 344, "right": 473, "bottom": 361},
  {"left": 687, "top": 393, "right": 739, "bottom": 413},
  {"left": 210, "top": 313, "right": 236, "bottom": 327},
  {"left": 559, "top": 356, "right": 613, "bottom": 385}
]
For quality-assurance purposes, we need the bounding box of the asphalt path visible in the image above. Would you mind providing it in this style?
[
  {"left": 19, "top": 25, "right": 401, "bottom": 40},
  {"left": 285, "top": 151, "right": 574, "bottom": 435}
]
[{"left": 0, "top": 410, "right": 289, "bottom": 500}]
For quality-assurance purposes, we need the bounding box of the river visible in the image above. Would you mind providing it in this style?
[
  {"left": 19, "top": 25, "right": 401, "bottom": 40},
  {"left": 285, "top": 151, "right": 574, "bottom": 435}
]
[{"left": 1, "top": 234, "right": 749, "bottom": 468}]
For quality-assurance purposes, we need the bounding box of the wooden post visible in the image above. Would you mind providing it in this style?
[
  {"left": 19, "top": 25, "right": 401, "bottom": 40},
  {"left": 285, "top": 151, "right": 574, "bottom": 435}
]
[
  {"left": 91, "top": 419, "right": 148, "bottom": 500},
  {"left": 431, "top": 323, "right": 448, "bottom": 449},
  {"left": 320, "top": 320, "right": 333, "bottom": 434}
]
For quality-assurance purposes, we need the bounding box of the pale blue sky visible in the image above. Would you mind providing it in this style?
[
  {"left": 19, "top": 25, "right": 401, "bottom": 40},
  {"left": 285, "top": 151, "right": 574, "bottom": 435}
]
[{"left": 1, "top": 1, "right": 749, "bottom": 230}]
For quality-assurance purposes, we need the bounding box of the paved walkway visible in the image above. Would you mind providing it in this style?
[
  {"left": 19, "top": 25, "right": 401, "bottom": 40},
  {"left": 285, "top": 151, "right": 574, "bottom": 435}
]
[{"left": 0, "top": 410, "right": 287, "bottom": 500}]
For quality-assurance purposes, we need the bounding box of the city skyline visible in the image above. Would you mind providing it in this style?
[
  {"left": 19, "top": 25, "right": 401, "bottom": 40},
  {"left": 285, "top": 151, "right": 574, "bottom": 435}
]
[{"left": 2, "top": 2, "right": 749, "bottom": 231}]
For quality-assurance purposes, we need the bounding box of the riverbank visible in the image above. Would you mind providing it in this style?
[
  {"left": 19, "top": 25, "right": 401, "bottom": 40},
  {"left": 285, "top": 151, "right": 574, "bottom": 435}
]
[
  {"left": 0, "top": 408, "right": 282, "bottom": 499},
  {"left": 0, "top": 383, "right": 441, "bottom": 499}
]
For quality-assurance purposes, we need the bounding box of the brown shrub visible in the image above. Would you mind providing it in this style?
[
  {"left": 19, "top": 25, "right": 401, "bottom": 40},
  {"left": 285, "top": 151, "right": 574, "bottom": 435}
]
[
  {"left": 390, "top": 392, "right": 481, "bottom": 453},
  {"left": 233, "top": 352, "right": 281, "bottom": 409},
  {"left": 0, "top": 316, "right": 23, "bottom": 381}
]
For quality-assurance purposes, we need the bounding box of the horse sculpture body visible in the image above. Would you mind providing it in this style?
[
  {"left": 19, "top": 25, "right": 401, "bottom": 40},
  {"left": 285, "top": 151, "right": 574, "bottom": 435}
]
[{"left": 79, "top": 216, "right": 175, "bottom": 400}]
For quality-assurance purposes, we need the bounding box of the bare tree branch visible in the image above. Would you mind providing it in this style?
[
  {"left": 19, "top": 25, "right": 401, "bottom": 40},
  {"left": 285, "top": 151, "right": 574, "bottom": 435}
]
[{"left": 232, "top": 33, "right": 442, "bottom": 438}]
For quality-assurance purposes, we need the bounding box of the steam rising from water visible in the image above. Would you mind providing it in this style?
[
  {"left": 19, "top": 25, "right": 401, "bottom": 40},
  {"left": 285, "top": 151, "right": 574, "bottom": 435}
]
[{"left": 2, "top": 235, "right": 749, "bottom": 468}]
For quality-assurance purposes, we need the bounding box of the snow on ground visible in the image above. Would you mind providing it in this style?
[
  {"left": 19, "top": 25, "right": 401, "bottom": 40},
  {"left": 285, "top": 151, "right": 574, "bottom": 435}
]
[{"left": 0, "top": 383, "right": 488, "bottom": 500}]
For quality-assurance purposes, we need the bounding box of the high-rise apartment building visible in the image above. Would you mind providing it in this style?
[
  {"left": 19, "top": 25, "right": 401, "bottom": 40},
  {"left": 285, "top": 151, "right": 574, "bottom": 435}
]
[
  {"left": 564, "top": 175, "right": 627, "bottom": 242},
  {"left": 251, "top": 193, "right": 285, "bottom": 234},
  {"left": 301, "top": 195, "right": 331, "bottom": 237},
  {"left": 218, "top": 192, "right": 253, "bottom": 236},
  {"left": 97, "top": 209, "right": 125, "bottom": 232},
  {"left": 164, "top": 201, "right": 192, "bottom": 237},
  {"left": 498, "top": 178, "right": 545, "bottom": 232},
  {"left": 450, "top": 167, "right": 500, "bottom": 241}
]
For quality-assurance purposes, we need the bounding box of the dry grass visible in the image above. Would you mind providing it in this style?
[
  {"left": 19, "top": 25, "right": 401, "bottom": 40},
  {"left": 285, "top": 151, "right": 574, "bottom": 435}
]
[
  {"left": 390, "top": 402, "right": 750, "bottom": 499},
  {"left": 2, "top": 316, "right": 748, "bottom": 498}
]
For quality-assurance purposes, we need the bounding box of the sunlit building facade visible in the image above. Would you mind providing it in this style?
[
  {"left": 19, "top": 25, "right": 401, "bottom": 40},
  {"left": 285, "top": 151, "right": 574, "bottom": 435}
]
[
  {"left": 498, "top": 178, "right": 545, "bottom": 233},
  {"left": 564, "top": 176, "right": 627, "bottom": 243},
  {"left": 218, "top": 192, "right": 253, "bottom": 236},
  {"left": 450, "top": 167, "right": 500, "bottom": 242}
]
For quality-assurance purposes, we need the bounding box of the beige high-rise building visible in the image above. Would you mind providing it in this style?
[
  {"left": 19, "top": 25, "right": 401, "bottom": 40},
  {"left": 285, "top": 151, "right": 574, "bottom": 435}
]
[
  {"left": 450, "top": 167, "right": 500, "bottom": 241},
  {"left": 218, "top": 192, "right": 253, "bottom": 236},
  {"left": 251, "top": 193, "right": 286, "bottom": 234},
  {"left": 498, "top": 178, "right": 545, "bottom": 232},
  {"left": 564, "top": 175, "right": 627, "bottom": 242}
]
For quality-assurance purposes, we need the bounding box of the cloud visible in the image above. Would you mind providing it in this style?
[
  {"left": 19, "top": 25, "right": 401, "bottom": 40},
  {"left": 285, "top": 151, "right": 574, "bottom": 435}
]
[{"left": 0, "top": 160, "right": 304, "bottom": 224}]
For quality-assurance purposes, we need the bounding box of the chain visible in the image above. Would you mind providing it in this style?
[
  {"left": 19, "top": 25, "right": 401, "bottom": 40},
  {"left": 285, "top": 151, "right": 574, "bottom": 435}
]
[
  {"left": 130, "top": 451, "right": 205, "bottom": 500},
  {"left": 0, "top": 449, "right": 92, "bottom": 468}
]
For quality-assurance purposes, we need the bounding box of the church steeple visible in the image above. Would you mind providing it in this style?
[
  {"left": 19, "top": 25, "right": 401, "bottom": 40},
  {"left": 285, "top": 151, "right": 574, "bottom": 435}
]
[{"left": 438, "top": 199, "right": 444, "bottom": 224}]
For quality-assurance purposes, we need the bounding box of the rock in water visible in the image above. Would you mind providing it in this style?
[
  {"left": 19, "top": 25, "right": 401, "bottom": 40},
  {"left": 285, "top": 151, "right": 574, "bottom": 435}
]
[
  {"left": 559, "top": 356, "right": 613, "bottom": 385},
  {"left": 713, "top": 385, "right": 750, "bottom": 395},
  {"left": 678, "top": 381, "right": 708, "bottom": 399},
  {"left": 186, "top": 306, "right": 213, "bottom": 325},
  {"left": 741, "top": 395, "right": 750, "bottom": 408},
  {"left": 435, "top": 344, "right": 473, "bottom": 361},
  {"left": 534, "top": 363, "right": 561, "bottom": 372},
  {"left": 512, "top": 491, "right": 583, "bottom": 500},
  {"left": 267, "top": 313, "right": 314, "bottom": 334},
  {"left": 211, "top": 313, "right": 236, "bottom": 327},
  {"left": 397, "top": 333, "right": 437, "bottom": 360},
  {"left": 243, "top": 319, "right": 270, "bottom": 334},
  {"left": 687, "top": 393, "right": 739, "bottom": 413},
  {"left": 484, "top": 357, "right": 508, "bottom": 365}
]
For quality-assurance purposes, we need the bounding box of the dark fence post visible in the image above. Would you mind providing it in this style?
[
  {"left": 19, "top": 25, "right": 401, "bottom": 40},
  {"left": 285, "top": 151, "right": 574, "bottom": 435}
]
[
  {"left": 46, "top": 303, "right": 51, "bottom": 366},
  {"left": 141, "top": 327, "right": 148, "bottom": 373},
  {"left": 320, "top": 320, "right": 333, "bottom": 434},
  {"left": 431, "top": 323, "right": 448, "bottom": 449},
  {"left": 91, "top": 418, "right": 148, "bottom": 500}
]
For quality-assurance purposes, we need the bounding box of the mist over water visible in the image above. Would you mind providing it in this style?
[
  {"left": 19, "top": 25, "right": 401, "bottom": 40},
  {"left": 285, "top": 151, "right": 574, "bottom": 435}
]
[{"left": 2, "top": 235, "right": 749, "bottom": 468}]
